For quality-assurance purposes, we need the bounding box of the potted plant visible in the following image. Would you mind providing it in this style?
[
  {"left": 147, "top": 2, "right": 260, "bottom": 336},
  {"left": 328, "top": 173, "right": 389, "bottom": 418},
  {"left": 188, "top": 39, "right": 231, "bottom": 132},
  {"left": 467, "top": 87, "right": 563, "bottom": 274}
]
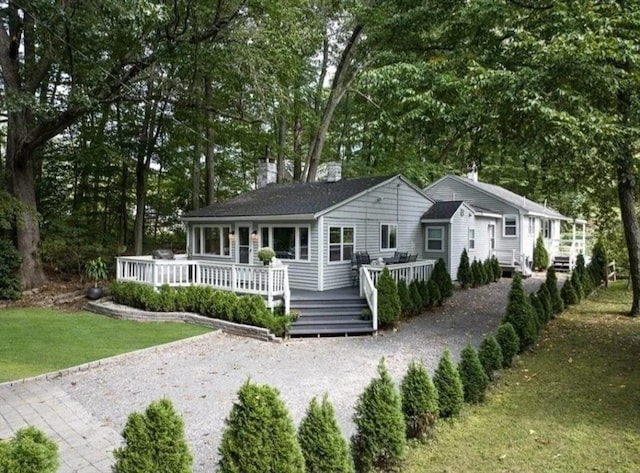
[
  {"left": 257, "top": 247, "right": 275, "bottom": 265},
  {"left": 85, "top": 257, "right": 108, "bottom": 300}
]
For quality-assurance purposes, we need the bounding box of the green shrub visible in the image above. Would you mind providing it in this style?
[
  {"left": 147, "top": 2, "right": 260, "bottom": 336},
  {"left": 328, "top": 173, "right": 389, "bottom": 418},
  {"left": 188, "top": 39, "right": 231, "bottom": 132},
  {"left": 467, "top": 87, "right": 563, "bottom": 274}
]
[
  {"left": 0, "top": 426, "right": 59, "bottom": 473},
  {"left": 471, "top": 259, "right": 485, "bottom": 287},
  {"left": 532, "top": 233, "right": 549, "bottom": 271},
  {"left": 377, "top": 268, "right": 401, "bottom": 327},
  {"left": 457, "top": 249, "right": 472, "bottom": 289},
  {"left": 298, "top": 395, "right": 354, "bottom": 473},
  {"left": 484, "top": 258, "right": 494, "bottom": 284},
  {"left": 351, "top": 359, "right": 406, "bottom": 473},
  {"left": 546, "top": 267, "right": 564, "bottom": 315},
  {"left": 427, "top": 279, "right": 441, "bottom": 307},
  {"left": 433, "top": 350, "right": 464, "bottom": 418},
  {"left": 478, "top": 336, "right": 503, "bottom": 380},
  {"left": 418, "top": 279, "right": 431, "bottom": 309},
  {"left": 571, "top": 269, "right": 584, "bottom": 301},
  {"left": 458, "top": 344, "right": 489, "bottom": 404},
  {"left": 0, "top": 239, "right": 22, "bottom": 300},
  {"left": 400, "top": 360, "right": 439, "bottom": 440},
  {"left": 113, "top": 398, "right": 192, "bottom": 473},
  {"left": 397, "top": 279, "right": 412, "bottom": 318},
  {"left": 529, "top": 293, "right": 544, "bottom": 334},
  {"left": 590, "top": 238, "right": 608, "bottom": 286},
  {"left": 408, "top": 280, "right": 422, "bottom": 315},
  {"left": 432, "top": 258, "right": 453, "bottom": 300},
  {"left": 502, "top": 274, "right": 536, "bottom": 351},
  {"left": 491, "top": 256, "right": 502, "bottom": 281},
  {"left": 496, "top": 323, "right": 520, "bottom": 368},
  {"left": 561, "top": 278, "right": 579, "bottom": 306},
  {"left": 537, "top": 282, "right": 553, "bottom": 323},
  {"left": 576, "top": 253, "right": 593, "bottom": 295},
  {"left": 219, "top": 381, "right": 304, "bottom": 473}
]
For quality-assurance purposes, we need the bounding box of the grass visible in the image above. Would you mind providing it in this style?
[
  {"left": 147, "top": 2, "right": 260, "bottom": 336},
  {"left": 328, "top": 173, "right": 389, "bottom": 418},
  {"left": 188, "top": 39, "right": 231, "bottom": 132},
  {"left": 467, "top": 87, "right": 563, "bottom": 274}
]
[
  {"left": 405, "top": 281, "right": 640, "bottom": 473},
  {"left": 0, "top": 308, "right": 211, "bottom": 383}
]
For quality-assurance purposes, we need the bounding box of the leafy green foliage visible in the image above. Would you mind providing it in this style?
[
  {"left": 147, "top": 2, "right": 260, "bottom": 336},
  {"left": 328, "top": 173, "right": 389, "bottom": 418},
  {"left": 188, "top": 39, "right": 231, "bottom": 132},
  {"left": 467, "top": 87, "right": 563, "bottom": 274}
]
[
  {"left": 561, "top": 279, "right": 579, "bottom": 306},
  {"left": 496, "top": 323, "right": 520, "bottom": 369},
  {"left": 491, "top": 256, "right": 502, "bottom": 282},
  {"left": 397, "top": 279, "right": 412, "bottom": 318},
  {"left": 427, "top": 279, "right": 441, "bottom": 307},
  {"left": 502, "top": 274, "right": 536, "bottom": 351},
  {"left": 529, "top": 293, "right": 544, "bottom": 335},
  {"left": 377, "top": 267, "right": 401, "bottom": 327},
  {"left": 571, "top": 268, "right": 585, "bottom": 301},
  {"left": 458, "top": 344, "right": 489, "bottom": 404},
  {"left": 418, "top": 279, "right": 431, "bottom": 308},
  {"left": 478, "top": 336, "right": 503, "bottom": 380},
  {"left": 408, "top": 280, "right": 422, "bottom": 315},
  {"left": 483, "top": 258, "right": 495, "bottom": 285},
  {"left": 537, "top": 283, "right": 553, "bottom": 324},
  {"left": 457, "top": 249, "right": 472, "bottom": 289},
  {"left": 433, "top": 350, "right": 464, "bottom": 419},
  {"left": 471, "top": 259, "right": 486, "bottom": 287},
  {"left": 400, "top": 360, "right": 439, "bottom": 440},
  {"left": 0, "top": 240, "right": 22, "bottom": 300},
  {"left": 546, "top": 267, "right": 565, "bottom": 315},
  {"left": 113, "top": 398, "right": 192, "bottom": 473},
  {"left": 0, "top": 426, "right": 59, "bottom": 473},
  {"left": 351, "top": 359, "right": 406, "bottom": 473},
  {"left": 219, "top": 381, "right": 304, "bottom": 473},
  {"left": 298, "top": 395, "right": 354, "bottom": 473},
  {"left": 432, "top": 258, "right": 453, "bottom": 301},
  {"left": 533, "top": 234, "right": 549, "bottom": 271},
  {"left": 591, "top": 239, "right": 608, "bottom": 287}
]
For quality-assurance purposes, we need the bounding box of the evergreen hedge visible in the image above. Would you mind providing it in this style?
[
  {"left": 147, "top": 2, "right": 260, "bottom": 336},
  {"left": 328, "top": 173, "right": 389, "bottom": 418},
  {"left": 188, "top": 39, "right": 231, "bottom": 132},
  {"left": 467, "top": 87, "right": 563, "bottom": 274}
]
[
  {"left": 433, "top": 350, "right": 464, "bottom": 418},
  {"left": 409, "top": 280, "right": 423, "bottom": 315},
  {"left": 418, "top": 279, "right": 431, "bottom": 308},
  {"left": 471, "top": 259, "right": 485, "bottom": 287},
  {"left": 496, "top": 323, "right": 519, "bottom": 368},
  {"left": 298, "top": 395, "right": 354, "bottom": 473},
  {"left": 478, "top": 336, "right": 503, "bottom": 380},
  {"left": 0, "top": 239, "right": 22, "bottom": 300},
  {"left": 376, "top": 267, "right": 401, "bottom": 327},
  {"left": 400, "top": 360, "right": 439, "bottom": 440},
  {"left": 351, "top": 359, "right": 406, "bottom": 473},
  {"left": 502, "top": 274, "right": 536, "bottom": 351},
  {"left": 457, "top": 249, "right": 472, "bottom": 289},
  {"left": 397, "top": 279, "right": 412, "bottom": 318},
  {"left": 113, "top": 398, "right": 192, "bottom": 473},
  {"left": 427, "top": 279, "right": 441, "bottom": 307},
  {"left": 458, "top": 344, "right": 489, "bottom": 404},
  {"left": 491, "top": 256, "right": 502, "bottom": 281},
  {"left": 484, "top": 258, "right": 494, "bottom": 284},
  {"left": 219, "top": 381, "right": 305, "bottom": 473},
  {"left": 532, "top": 233, "right": 549, "bottom": 271},
  {"left": 561, "top": 278, "right": 579, "bottom": 306},
  {"left": 432, "top": 258, "right": 453, "bottom": 300},
  {"left": 0, "top": 426, "right": 58, "bottom": 473},
  {"left": 545, "top": 267, "right": 564, "bottom": 315},
  {"left": 529, "top": 293, "right": 544, "bottom": 334},
  {"left": 591, "top": 239, "right": 608, "bottom": 286},
  {"left": 571, "top": 269, "right": 585, "bottom": 301}
]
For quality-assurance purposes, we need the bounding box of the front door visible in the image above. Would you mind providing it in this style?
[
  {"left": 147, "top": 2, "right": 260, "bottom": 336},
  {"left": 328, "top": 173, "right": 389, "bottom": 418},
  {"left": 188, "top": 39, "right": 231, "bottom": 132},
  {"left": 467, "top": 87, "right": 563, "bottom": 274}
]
[{"left": 237, "top": 226, "right": 251, "bottom": 264}]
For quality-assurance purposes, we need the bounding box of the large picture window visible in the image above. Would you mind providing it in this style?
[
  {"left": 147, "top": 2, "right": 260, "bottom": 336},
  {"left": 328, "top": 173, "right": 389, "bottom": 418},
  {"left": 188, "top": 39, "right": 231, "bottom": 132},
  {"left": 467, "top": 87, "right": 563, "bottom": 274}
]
[
  {"left": 380, "top": 223, "right": 397, "bottom": 251},
  {"left": 503, "top": 215, "right": 518, "bottom": 237},
  {"left": 329, "top": 226, "right": 354, "bottom": 262},
  {"left": 260, "top": 226, "right": 310, "bottom": 261},
  {"left": 426, "top": 227, "right": 444, "bottom": 252},
  {"left": 193, "top": 225, "right": 231, "bottom": 256}
]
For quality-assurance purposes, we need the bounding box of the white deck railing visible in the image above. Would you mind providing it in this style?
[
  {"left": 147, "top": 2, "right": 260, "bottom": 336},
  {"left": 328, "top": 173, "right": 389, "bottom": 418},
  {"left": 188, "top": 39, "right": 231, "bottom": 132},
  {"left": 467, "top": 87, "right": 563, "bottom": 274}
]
[
  {"left": 359, "top": 259, "right": 435, "bottom": 331},
  {"left": 116, "top": 255, "right": 290, "bottom": 314}
]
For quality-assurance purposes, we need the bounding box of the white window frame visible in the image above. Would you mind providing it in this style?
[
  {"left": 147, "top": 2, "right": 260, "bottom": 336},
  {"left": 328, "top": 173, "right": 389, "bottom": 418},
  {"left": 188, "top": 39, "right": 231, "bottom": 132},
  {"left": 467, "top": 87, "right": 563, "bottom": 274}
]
[
  {"left": 426, "top": 226, "right": 445, "bottom": 252},
  {"left": 192, "top": 225, "right": 232, "bottom": 257},
  {"left": 380, "top": 223, "right": 398, "bottom": 251},
  {"left": 528, "top": 217, "right": 535, "bottom": 236},
  {"left": 258, "top": 225, "right": 311, "bottom": 262},
  {"left": 542, "top": 219, "right": 551, "bottom": 239},
  {"left": 328, "top": 226, "right": 355, "bottom": 263},
  {"left": 503, "top": 215, "right": 518, "bottom": 238},
  {"left": 468, "top": 228, "right": 476, "bottom": 250}
]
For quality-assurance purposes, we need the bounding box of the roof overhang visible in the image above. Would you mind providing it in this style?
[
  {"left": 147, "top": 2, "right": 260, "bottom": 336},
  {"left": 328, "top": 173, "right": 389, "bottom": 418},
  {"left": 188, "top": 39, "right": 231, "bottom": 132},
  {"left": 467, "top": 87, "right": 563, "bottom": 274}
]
[
  {"left": 474, "top": 211, "right": 502, "bottom": 219},
  {"left": 181, "top": 213, "right": 316, "bottom": 223},
  {"left": 420, "top": 218, "right": 452, "bottom": 224}
]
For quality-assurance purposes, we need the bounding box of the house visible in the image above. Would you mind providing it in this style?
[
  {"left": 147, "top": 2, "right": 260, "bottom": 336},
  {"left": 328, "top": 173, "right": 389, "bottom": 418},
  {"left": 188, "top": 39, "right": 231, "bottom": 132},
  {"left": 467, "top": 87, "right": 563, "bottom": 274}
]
[{"left": 423, "top": 167, "right": 587, "bottom": 275}]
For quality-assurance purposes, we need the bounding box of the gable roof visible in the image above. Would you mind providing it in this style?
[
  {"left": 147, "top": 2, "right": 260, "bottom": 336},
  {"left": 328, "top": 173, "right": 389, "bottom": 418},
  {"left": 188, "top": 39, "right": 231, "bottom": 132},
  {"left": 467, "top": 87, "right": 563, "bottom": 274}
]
[
  {"left": 421, "top": 201, "right": 466, "bottom": 220},
  {"left": 183, "top": 175, "right": 402, "bottom": 219},
  {"left": 427, "top": 175, "right": 569, "bottom": 220}
]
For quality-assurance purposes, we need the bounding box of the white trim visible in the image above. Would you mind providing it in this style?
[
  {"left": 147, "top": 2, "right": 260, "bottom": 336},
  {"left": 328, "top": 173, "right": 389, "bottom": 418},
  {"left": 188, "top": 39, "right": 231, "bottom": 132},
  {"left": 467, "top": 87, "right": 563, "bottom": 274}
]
[
  {"left": 258, "top": 224, "right": 312, "bottom": 262},
  {"left": 380, "top": 222, "right": 398, "bottom": 252},
  {"left": 318, "top": 216, "right": 324, "bottom": 291},
  {"left": 420, "top": 218, "right": 452, "bottom": 224},
  {"left": 425, "top": 226, "right": 445, "bottom": 252},
  {"left": 192, "top": 224, "right": 233, "bottom": 258},
  {"left": 328, "top": 225, "right": 356, "bottom": 264},
  {"left": 468, "top": 228, "right": 476, "bottom": 251},
  {"left": 182, "top": 214, "right": 315, "bottom": 223},
  {"left": 503, "top": 215, "right": 518, "bottom": 238}
]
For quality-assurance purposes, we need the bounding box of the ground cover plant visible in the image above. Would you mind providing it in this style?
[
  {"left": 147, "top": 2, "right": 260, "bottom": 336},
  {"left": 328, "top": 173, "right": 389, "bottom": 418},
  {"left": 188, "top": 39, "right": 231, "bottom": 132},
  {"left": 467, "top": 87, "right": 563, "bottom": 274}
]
[
  {"left": 404, "top": 282, "right": 640, "bottom": 472},
  {"left": 0, "top": 308, "right": 210, "bottom": 382}
]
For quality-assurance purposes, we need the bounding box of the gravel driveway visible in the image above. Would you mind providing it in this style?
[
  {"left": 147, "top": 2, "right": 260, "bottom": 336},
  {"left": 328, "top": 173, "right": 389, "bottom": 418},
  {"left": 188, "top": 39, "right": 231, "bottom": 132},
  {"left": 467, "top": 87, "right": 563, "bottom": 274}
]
[{"left": 5, "top": 274, "right": 546, "bottom": 472}]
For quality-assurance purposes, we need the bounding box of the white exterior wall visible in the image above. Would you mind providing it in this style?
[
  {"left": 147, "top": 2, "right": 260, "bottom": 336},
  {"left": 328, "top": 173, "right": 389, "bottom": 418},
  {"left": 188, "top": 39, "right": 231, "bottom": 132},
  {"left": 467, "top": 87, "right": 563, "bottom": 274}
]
[
  {"left": 474, "top": 216, "right": 499, "bottom": 262},
  {"left": 450, "top": 205, "right": 475, "bottom": 279}
]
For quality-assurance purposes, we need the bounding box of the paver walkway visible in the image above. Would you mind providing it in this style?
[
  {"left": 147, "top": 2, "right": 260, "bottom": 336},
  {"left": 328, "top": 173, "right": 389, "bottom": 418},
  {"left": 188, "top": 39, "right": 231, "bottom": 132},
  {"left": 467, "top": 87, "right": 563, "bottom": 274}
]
[{"left": 0, "top": 274, "right": 548, "bottom": 472}]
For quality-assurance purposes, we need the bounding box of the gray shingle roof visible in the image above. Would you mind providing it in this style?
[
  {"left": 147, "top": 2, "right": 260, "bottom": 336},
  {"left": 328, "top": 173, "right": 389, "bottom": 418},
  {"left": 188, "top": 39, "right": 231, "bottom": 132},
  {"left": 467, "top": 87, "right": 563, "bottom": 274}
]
[
  {"left": 421, "top": 201, "right": 464, "bottom": 220},
  {"left": 183, "top": 175, "right": 395, "bottom": 218}
]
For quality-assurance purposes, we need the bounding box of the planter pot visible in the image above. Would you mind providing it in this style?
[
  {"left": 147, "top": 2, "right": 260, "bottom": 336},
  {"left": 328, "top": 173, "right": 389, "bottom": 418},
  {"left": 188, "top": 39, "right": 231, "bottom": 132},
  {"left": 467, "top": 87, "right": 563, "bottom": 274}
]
[{"left": 87, "top": 287, "right": 104, "bottom": 300}]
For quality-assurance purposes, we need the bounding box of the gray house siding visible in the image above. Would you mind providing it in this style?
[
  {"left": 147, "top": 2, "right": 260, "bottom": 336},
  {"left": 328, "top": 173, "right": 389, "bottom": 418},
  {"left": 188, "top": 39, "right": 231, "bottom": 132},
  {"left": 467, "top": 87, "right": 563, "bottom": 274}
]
[
  {"left": 450, "top": 205, "right": 475, "bottom": 279},
  {"left": 423, "top": 224, "right": 450, "bottom": 270}
]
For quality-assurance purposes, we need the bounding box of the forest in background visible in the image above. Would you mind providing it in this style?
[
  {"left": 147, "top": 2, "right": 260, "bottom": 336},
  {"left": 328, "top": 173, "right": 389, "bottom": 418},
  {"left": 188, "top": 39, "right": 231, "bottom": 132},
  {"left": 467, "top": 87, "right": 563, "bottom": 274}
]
[{"left": 1, "top": 1, "right": 639, "bottom": 312}]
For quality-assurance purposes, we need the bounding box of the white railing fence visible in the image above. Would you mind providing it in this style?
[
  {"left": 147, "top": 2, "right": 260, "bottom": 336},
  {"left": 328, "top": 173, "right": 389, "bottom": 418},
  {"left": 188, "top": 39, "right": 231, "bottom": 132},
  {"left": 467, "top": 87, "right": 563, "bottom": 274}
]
[
  {"left": 359, "top": 266, "right": 378, "bottom": 331},
  {"left": 116, "top": 256, "right": 289, "bottom": 313}
]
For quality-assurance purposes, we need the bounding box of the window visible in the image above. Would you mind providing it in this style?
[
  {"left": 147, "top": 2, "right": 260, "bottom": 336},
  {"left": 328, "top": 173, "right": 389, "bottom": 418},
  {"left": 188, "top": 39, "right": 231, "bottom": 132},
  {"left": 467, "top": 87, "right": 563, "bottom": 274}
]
[
  {"left": 503, "top": 215, "right": 518, "bottom": 237},
  {"left": 260, "top": 226, "right": 310, "bottom": 261},
  {"left": 542, "top": 220, "right": 551, "bottom": 239},
  {"left": 468, "top": 228, "right": 475, "bottom": 250},
  {"left": 426, "top": 227, "right": 444, "bottom": 252},
  {"left": 380, "top": 223, "right": 397, "bottom": 251},
  {"left": 193, "top": 225, "right": 231, "bottom": 256},
  {"left": 528, "top": 217, "right": 535, "bottom": 235},
  {"left": 329, "top": 226, "right": 354, "bottom": 262}
]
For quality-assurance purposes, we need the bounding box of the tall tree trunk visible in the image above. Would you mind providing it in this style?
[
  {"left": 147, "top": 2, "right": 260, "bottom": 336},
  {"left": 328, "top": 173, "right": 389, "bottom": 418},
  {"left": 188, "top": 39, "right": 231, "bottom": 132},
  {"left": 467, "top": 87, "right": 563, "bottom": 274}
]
[
  {"left": 205, "top": 80, "right": 216, "bottom": 206},
  {"left": 192, "top": 134, "right": 202, "bottom": 210},
  {"left": 277, "top": 106, "right": 287, "bottom": 182},
  {"left": 293, "top": 111, "right": 302, "bottom": 181},
  {"left": 119, "top": 159, "right": 129, "bottom": 247}
]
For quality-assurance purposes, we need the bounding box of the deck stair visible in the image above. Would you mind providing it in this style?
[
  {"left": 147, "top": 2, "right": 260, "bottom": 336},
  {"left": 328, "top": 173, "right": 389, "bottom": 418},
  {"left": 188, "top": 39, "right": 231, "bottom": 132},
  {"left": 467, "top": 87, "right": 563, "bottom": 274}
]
[
  {"left": 289, "top": 288, "right": 374, "bottom": 337},
  {"left": 553, "top": 255, "right": 572, "bottom": 272}
]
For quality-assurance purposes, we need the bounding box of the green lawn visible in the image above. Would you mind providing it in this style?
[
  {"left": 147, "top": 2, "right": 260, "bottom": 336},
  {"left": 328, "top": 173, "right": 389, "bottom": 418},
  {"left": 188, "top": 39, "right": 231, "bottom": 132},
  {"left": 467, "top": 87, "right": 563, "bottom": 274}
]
[
  {"left": 0, "top": 308, "right": 211, "bottom": 383},
  {"left": 405, "top": 281, "right": 640, "bottom": 473}
]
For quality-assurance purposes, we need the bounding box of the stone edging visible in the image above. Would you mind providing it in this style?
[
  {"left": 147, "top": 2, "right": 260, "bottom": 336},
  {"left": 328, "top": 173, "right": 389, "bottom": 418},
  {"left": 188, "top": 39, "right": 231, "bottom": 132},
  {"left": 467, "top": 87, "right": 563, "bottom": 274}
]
[{"left": 85, "top": 299, "right": 281, "bottom": 343}]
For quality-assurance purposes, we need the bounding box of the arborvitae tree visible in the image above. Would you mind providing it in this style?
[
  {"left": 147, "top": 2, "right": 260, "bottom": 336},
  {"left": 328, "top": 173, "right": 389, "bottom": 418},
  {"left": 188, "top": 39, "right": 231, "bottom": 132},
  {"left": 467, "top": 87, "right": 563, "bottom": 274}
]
[
  {"left": 351, "top": 359, "right": 406, "bottom": 473},
  {"left": 218, "top": 381, "right": 304, "bottom": 473},
  {"left": 561, "top": 278, "right": 579, "bottom": 306},
  {"left": 496, "top": 323, "right": 520, "bottom": 368},
  {"left": 457, "top": 249, "right": 472, "bottom": 289},
  {"left": 478, "top": 336, "right": 503, "bottom": 380},
  {"left": 571, "top": 269, "right": 584, "bottom": 301},
  {"left": 491, "top": 256, "right": 502, "bottom": 281},
  {"left": 433, "top": 350, "right": 464, "bottom": 418},
  {"left": 427, "top": 279, "right": 441, "bottom": 307},
  {"left": 576, "top": 254, "right": 593, "bottom": 295},
  {"left": 458, "top": 344, "right": 489, "bottom": 404},
  {"left": 1, "top": 426, "right": 59, "bottom": 473},
  {"left": 537, "top": 283, "right": 553, "bottom": 323},
  {"left": 529, "top": 293, "right": 544, "bottom": 334},
  {"left": 418, "top": 279, "right": 431, "bottom": 309},
  {"left": 400, "top": 360, "right": 439, "bottom": 440},
  {"left": 470, "top": 259, "right": 481, "bottom": 287},
  {"left": 432, "top": 258, "right": 454, "bottom": 299},
  {"left": 479, "top": 259, "right": 489, "bottom": 284},
  {"left": 397, "top": 279, "right": 412, "bottom": 318},
  {"left": 409, "top": 280, "right": 423, "bottom": 315},
  {"left": 376, "top": 267, "right": 401, "bottom": 327},
  {"left": 546, "top": 267, "right": 565, "bottom": 315},
  {"left": 591, "top": 239, "right": 608, "bottom": 286},
  {"left": 113, "top": 399, "right": 192, "bottom": 473},
  {"left": 532, "top": 233, "right": 549, "bottom": 271},
  {"left": 298, "top": 395, "right": 354, "bottom": 473},
  {"left": 484, "top": 258, "right": 495, "bottom": 284},
  {"left": 502, "top": 274, "right": 536, "bottom": 351}
]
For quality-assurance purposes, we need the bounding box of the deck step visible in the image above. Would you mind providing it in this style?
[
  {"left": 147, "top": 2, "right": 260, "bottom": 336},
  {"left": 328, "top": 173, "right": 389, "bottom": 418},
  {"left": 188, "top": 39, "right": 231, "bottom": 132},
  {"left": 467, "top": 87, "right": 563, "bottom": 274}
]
[{"left": 290, "top": 293, "right": 373, "bottom": 337}]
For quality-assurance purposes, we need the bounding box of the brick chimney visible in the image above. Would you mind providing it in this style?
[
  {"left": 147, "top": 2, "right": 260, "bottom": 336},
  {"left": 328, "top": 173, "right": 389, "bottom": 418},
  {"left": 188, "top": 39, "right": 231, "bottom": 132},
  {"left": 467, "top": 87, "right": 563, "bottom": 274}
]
[
  {"left": 326, "top": 162, "right": 342, "bottom": 183},
  {"left": 257, "top": 160, "right": 277, "bottom": 188}
]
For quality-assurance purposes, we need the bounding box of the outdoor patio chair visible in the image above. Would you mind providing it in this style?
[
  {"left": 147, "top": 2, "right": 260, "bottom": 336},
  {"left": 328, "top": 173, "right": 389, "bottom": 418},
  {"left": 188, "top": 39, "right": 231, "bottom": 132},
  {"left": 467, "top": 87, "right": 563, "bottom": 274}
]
[
  {"left": 408, "top": 254, "right": 417, "bottom": 262},
  {"left": 352, "top": 251, "right": 371, "bottom": 286}
]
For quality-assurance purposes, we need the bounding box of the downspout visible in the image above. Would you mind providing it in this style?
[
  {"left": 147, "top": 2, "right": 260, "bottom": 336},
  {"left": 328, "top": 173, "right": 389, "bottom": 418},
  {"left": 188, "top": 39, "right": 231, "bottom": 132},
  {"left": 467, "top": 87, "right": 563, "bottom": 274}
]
[{"left": 318, "top": 216, "right": 324, "bottom": 291}]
